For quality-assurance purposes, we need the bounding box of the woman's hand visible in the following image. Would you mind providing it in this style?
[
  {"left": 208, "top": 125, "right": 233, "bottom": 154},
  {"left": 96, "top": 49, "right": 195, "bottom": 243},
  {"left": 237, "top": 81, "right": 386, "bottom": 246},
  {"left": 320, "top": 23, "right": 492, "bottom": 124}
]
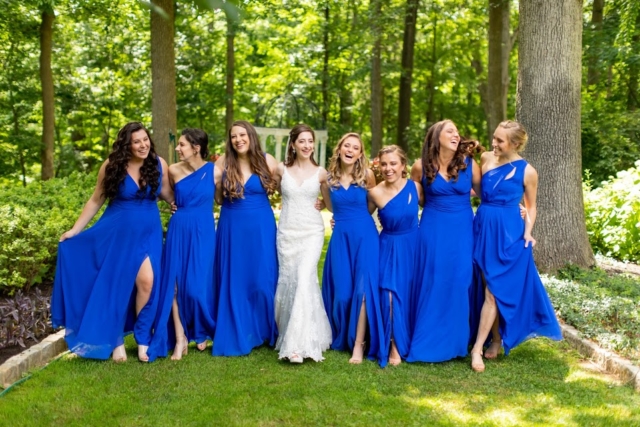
[
  {"left": 330, "top": 217, "right": 335, "bottom": 230},
  {"left": 59, "top": 229, "right": 78, "bottom": 242},
  {"left": 170, "top": 202, "right": 178, "bottom": 214},
  {"left": 519, "top": 204, "right": 527, "bottom": 220},
  {"left": 524, "top": 232, "right": 536, "bottom": 248},
  {"left": 315, "top": 198, "right": 326, "bottom": 211}
]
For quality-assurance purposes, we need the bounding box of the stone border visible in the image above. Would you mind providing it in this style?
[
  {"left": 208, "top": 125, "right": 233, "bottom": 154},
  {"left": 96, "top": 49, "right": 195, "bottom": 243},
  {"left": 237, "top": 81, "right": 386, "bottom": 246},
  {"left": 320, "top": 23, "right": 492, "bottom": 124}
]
[
  {"left": 561, "top": 323, "right": 640, "bottom": 391},
  {"left": 0, "top": 329, "right": 67, "bottom": 389}
]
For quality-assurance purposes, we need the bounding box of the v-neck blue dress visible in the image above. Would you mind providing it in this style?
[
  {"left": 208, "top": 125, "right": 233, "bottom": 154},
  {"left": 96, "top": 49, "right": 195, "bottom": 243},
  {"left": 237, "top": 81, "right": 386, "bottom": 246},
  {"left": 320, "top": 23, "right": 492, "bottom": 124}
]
[
  {"left": 408, "top": 157, "right": 474, "bottom": 363},
  {"left": 51, "top": 158, "right": 164, "bottom": 359}
]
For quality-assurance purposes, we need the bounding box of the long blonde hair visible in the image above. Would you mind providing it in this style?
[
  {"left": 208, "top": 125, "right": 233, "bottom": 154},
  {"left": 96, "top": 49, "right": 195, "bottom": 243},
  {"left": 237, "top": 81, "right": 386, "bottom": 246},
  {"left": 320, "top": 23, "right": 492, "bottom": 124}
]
[{"left": 327, "top": 132, "right": 369, "bottom": 188}]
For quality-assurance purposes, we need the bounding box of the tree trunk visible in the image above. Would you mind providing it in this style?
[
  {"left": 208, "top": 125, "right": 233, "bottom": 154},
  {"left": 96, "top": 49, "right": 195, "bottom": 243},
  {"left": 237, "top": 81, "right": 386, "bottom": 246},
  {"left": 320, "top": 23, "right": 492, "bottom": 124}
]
[
  {"left": 586, "top": 0, "right": 604, "bottom": 87},
  {"left": 150, "top": 0, "right": 176, "bottom": 162},
  {"left": 627, "top": 13, "right": 640, "bottom": 111},
  {"left": 321, "top": 4, "right": 329, "bottom": 129},
  {"left": 397, "top": 0, "right": 420, "bottom": 153},
  {"left": 370, "top": 0, "right": 383, "bottom": 156},
  {"left": 225, "top": 13, "right": 235, "bottom": 132},
  {"left": 425, "top": 13, "right": 437, "bottom": 130},
  {"left": 517, "top": 0, "right": 594, "bottom": 270},
  {"left": 487, "top": 0, "right": 510, "bottom": 142},
  {"left": 40, "top": 9, "right": 55, "bottom": 180}
]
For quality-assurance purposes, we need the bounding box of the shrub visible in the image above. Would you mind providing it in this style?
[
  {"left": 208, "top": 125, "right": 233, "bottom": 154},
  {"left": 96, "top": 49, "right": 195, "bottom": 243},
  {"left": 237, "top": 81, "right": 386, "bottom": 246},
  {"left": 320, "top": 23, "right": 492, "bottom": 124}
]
[
  {"left": 583, "top": 161, "right": 640, "bottom": 262},
  {"left": 0, "top": 288, "right": 52, "bottom": 349}
]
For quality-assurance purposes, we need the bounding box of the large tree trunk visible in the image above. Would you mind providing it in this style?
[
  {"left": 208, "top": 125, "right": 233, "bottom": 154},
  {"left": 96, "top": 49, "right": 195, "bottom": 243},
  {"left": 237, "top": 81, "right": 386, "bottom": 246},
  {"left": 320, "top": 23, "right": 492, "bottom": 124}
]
[
  {"left": 486, "top": 0, "right": 510, "bottom": 142},
  {"left": 586, "top": 0, "right": 604, "bottom": 87},
  {"left": 321, "top": 4, "right": 329, "bottom": 129},
  {"left": 40, "top": 9, "right": 55, "bottom": 180},
  {"left": 397, "top": 0, "right": 420, "bottom": 153},
  {"left": 627, "top": 13, "right": 640, "bottom": 111},
  {"left": 150, "top": 0, "right": 176, "bottom": 162},
  {"left": 517, "top": 0, "right": 594, "bottom": 270},
  {"left": 225, "top": 14, "right": 235, "bottom": 132},
  {"left": 370, "top": 0, "right": 383, "bottom": 156},
  {"left": 425, "top": 13, "right": 437, "bottom": 130}
]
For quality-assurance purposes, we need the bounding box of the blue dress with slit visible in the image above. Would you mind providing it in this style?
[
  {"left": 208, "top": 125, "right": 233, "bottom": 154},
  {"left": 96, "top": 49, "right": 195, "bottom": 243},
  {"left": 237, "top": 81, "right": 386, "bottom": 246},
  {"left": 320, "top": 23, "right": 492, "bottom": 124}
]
[
  {"left": 321, "top": 183, "right": 385, "bottom": 366},
  {"left": 472, "top": 159, "right": 562, "bottom": 354},
  {"left": 212, "top": 174, "right": 278, "bottom": 356},
  {"left": 408, "top": 157, "right": 474, "bottom": 363},
  {"left": 378, "top": 181, "right": 419, "bottom": 364},
  {"left": 51, "top": 158, "right": 163, "bottom": 359},
  {"left": 147, "top": 162, "right": 217, "bottom": 361}
]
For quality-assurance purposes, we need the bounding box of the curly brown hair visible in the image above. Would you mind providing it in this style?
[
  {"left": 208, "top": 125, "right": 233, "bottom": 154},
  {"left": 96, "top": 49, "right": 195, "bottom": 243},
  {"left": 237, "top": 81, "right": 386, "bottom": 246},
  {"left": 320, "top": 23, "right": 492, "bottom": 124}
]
[
  {"left": 222, "top": 120, "right": 277, "bottom": 200},
  {"left": 421, "top": 120, "right": 478, "bottom": 184},
  {"left": 284, "top": 123, "right": 318, "bottom": 167},
  {"left": 103, "top": 122, "right": 160, "bottom": 201}
]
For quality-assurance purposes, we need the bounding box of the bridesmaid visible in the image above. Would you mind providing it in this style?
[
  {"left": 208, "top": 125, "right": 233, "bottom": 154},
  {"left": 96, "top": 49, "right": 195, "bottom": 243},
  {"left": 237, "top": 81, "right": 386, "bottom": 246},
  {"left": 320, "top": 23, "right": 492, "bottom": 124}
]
[
  {"left": 470, "top": 121, "right": 562, "bottom": 372},
  {"left": 147, "top": 128, "right": 219, "bottom": 362},
  {"left": 368, "top": 145, "right": 423, "bottom": 367},
  {"left": 322, "top": 132, "right": 384, "bottom": 365},
  {"left": 407, "top": 120, "right": 482, "bottom": 363},
  {"left": 51, "top": 122, "right": 172, "bottom": 362},
  {"left": 212, "top": 120, "right": 279, "bottom": 356},
  {"left": 273, "top": 124, "right": 333, "bottom": 363}
]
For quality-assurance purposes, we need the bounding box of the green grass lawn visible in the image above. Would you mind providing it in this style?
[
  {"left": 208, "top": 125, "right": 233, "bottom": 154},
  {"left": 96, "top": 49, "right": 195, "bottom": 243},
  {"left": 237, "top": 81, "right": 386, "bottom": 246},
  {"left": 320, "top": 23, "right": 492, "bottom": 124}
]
[{"left": 2, "top": 236, "right": 640, "bottom": 426}]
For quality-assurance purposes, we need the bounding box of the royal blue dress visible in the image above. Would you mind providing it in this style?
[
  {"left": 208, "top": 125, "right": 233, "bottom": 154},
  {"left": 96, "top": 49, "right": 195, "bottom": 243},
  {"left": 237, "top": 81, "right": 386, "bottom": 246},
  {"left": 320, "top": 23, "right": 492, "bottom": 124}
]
[
  {"left": 473, "top": 160, "right": 562, "bottom": 354},
  {"left": 408, "top": 157, "right": 474, "bottom": 363},
  {"left": 147, "top": 162, "right": 217, "bottom": 361},
  {"left": 322, "top": 184, "right": 385, "bottom": 366},
  {"left": 378, "top": 181, "right": 419, "bottom": 364},
  {"left": 51, "top": 159, "right": 163, "bottom": 360},
  {"left": 212, "top": 174, "right": 278, "bottom": 356}
]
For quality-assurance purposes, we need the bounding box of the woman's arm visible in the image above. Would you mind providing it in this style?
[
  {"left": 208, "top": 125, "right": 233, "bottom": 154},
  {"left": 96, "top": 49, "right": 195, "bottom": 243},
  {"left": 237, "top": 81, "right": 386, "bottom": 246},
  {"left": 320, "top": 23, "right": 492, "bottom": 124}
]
[
  {"left": 365, "top": 169, "right": 377, "bottom": 214},
  {"left": 59, "top": 160, "right": 109, "bottom": 241},
  {"left": 410, "top": 160, "right": 422, "bottom": 183},
  {"left": 214, "top": 155, "right": 226, "bottom": 205},
  {"left": 158, "top": 157, "right": 175, "bottom": 204},
  {"left": 414, "top": 180, "right": 424, "bottom": 207},
  {"left": 471, "top": 158, "right": 482, "bottom": 200},
  {"left": 319, "top": 168, "right": 333, "bottom": 213},
  {"left": 522, "top": 164, "right": 539, "bottom": 248}
]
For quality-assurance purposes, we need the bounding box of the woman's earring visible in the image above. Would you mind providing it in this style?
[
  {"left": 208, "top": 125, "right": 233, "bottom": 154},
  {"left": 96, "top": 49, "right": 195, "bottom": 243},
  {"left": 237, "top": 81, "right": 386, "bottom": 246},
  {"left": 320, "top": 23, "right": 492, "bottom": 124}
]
[{"left": 293, "top": 149, "right": 296, "bottom": 154}]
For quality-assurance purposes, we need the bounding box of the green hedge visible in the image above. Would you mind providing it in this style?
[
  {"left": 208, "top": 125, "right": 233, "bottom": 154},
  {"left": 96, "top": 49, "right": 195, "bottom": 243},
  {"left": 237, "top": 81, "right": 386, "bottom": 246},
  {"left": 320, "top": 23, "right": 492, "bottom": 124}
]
[{"left": 584, "top": 161, "right": 640, "bottom": 262}]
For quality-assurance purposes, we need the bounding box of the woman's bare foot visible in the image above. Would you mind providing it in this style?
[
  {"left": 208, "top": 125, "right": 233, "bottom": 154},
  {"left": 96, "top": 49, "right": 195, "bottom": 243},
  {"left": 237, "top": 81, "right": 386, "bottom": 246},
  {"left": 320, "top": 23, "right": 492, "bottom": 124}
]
[
  {"left": 471, "top": 352, "right": 485, "bottom": 373},
  {"left": 484, "top": 341, "right": 502, "bottom": 359},
  {"left": 349, "top": 341, "right": 365, "bottom": 364},
  {"left": 138, "top": 344, "right": 149, "bottom": 362},
  {"left": 171, "top": 336, "right": 188, "bottom": 360},
  {"left": 112, "top": 344, "right": 127, "bottom": 363},
  {"left": 388, "top": 340, "right": 402, "bottom": 366},
  {"left": 196, "top": 341, "right": 207, "bottom": 352}
]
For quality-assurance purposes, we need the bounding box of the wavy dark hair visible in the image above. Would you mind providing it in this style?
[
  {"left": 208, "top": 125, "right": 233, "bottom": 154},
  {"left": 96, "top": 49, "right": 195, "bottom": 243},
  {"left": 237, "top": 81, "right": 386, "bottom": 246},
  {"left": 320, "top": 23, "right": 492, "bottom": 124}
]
[
  {"left": 103, "top": 122, "right": 160, "bottom": 201},
  {"left": 421, "top": 120, "right": 481, "bottom": 184},
  {"left": 284, "top": 123, "right": 318, "bottom": 167},
  {"left": 181, "top": 128, "right": 210, "bottom": 159},
  {"left": 222, "top": 120, "right": 277, "bottom": 200}
]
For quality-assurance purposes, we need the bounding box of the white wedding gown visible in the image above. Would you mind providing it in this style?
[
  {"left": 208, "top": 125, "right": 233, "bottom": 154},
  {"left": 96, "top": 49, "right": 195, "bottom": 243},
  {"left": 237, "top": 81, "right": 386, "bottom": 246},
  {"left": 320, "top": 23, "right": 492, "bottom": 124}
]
[{"left": 275, "top": 167, "right": 332, "bottom": 361}]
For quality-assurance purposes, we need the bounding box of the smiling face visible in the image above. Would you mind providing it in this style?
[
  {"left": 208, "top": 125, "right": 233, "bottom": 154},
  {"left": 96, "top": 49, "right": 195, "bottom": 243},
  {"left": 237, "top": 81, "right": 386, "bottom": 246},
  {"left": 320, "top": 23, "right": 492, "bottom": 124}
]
[
  {"left": 380, "top": 151, "right": 405, "bottom": 184},
  {"left": 338, "top": 136, "right": 363, "bottom": 166},
  {"left": 230, "top": 125, "right": 251, "bottom": 155},
  {"left": 292, "top": 131, "right": 314, "bottom": 161},
  {"left": 438, "top": 121, "right": 460, "bottom": 154},
  {"left": 175, "top": 135, "right": 198, "bottom": 161},
  {"left": 130, "top": 129, "right": 151, "bottom": 161},
  {"left": 491, "top": 126, "right": 516, "bottom": 159}
]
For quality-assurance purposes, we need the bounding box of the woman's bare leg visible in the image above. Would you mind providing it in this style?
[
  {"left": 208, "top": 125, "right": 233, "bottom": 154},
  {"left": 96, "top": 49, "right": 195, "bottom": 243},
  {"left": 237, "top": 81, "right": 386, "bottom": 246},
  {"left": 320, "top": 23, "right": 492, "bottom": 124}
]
[{"left": 349, "top": 300, "right": 367, "bottom": 364}]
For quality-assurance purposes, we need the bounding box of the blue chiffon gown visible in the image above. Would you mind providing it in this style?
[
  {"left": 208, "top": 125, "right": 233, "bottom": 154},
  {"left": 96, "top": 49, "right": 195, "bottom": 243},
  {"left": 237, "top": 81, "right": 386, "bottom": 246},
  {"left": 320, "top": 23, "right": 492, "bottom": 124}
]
[
  {"left": 322, "top": 184, "right": 385, "bottom": 366},
  {"left": 408, "top": 157, "right": 474, "bottom": 363},
  {"left": 212, "top": 174, "right": 278, "bottom": 356},
  {"left": 51, "top": 159, "right": 163, "bottom": 359},
  {"left": 378, "top": 181, "right": 419, "bottom": 363},
  {"left": 472, "top": 160, "right": 562, "bottom": 354},
  {"left": 147, "top": 162, "right": 217, "bottom": 361}
]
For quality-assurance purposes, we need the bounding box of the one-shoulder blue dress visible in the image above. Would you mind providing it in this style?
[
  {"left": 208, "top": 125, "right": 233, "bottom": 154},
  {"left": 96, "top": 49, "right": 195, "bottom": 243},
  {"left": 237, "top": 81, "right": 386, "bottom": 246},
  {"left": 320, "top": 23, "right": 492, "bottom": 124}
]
[
  {"left": 322, "top": 184, "right": 385, "bottom": 365},
  {"left": 147, "top": 162, "right": 217, "bottom": 361},
  {"left": 212, "top": 174, "right": 278, "bottom": 356},
  {"left": 378, "top": 181, "right": 419, "bottom": 364},
  {"left": 51, "top": 158, "right": 163, "bottom": 359},
  {"left": 408, "top": 157, "right": 474, "bottom": 363},
  {"left": 472, "top": 160, "right": 562, "bottom": 354}
]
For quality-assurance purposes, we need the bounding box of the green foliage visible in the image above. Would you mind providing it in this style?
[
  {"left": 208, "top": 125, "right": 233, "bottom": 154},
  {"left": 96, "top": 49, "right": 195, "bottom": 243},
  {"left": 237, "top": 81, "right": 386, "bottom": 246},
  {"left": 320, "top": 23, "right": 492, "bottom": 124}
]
[
  {"left": 583, "top": 161, "right": 640, "bottom": 262},
  {"left": 556, "top": 263, "right": 640, "bottom": 299},
  {"left": 0, "top": 173, "right": 95, "bottom": 294},
  {"left": 543, "top": 272, "right": 640, "bottom": 363}
]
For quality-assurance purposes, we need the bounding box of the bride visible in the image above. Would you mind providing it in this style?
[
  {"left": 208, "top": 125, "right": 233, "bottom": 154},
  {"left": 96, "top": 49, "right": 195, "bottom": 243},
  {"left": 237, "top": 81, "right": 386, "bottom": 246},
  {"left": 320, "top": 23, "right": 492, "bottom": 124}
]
[{"left": 274, "top": 124, "right": 333, "bottom": 363}]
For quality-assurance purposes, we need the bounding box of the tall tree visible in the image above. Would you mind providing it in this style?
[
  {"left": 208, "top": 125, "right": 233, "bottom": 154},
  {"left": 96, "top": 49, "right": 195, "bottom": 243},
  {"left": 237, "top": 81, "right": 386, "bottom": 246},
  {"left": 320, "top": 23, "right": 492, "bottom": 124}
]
[
  {"left": 586, "top": 0, "right": 604, "bottom": 87},
  {"left": 486, "top": 0, "right": 511, "bottom": 142},
  {"left": 517, "top": 0, "right": 594, "bottom": 270},
  {"left": 150, "top": 0, "right": 176, "bottom": 161},
  {"left": 225, "top": 13, "right": 235, "bottom": 132},
  {"left": 370, "top": 0, "right": 383, "bottom": 155},
  {"left": 39, "top": 4, "right": 55, "bottom": 180},
  {"left": 396, "top": 0, "right": 419, "bottom": 153}
]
